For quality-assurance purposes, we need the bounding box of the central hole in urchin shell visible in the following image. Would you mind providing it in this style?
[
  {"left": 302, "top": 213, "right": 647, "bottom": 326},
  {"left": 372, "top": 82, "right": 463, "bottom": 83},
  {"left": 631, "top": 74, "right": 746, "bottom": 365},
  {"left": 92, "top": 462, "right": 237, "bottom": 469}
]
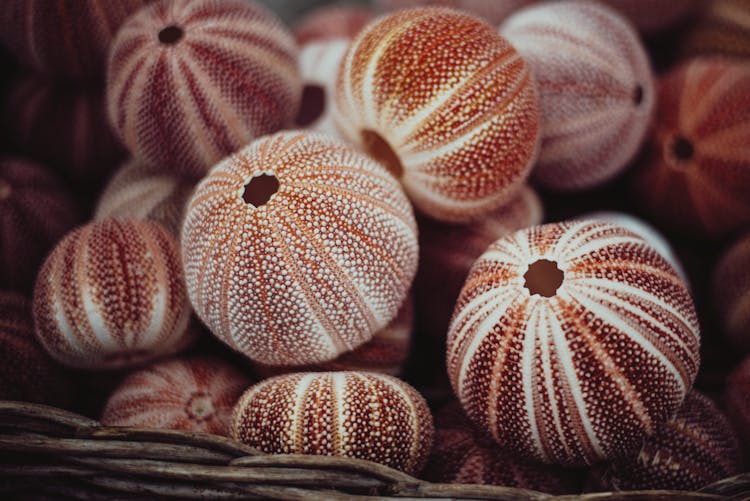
[
  {"left": 671, "top": 135, "right": 694, "bottom": 162},
  {"left": 361, "top": 129, "right": 404, "bottom": 179},
  {"left": 524, "top": 259, "right": 564, "bottom": 298},
  {"left": 295, "top": 85, "right": 326, "bottom": 126},
  {"left": 186, "top": 392, "right": 214, "bottom": 421},
  {"left": 243, "top": 173, "right": 279, "bottom": 207},
  {"left": 633, "top": 84, "right": 644, "bottom": 106},
  {"left": 158, "top": 25, "right": 184, "bottom": 45},
  {"left": 0, "top": 179, "right": 10, "bottom": 200}
]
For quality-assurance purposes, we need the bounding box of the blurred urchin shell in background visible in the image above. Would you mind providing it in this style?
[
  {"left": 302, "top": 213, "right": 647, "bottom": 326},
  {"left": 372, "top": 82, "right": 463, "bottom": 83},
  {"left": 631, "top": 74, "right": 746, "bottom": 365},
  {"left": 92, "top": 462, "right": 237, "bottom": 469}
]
[
  {"left": 375, "top": 0, "right": 536, "bottom": 24},
  {"left": 293, "top": 4, "right": 374, "bottom": 44},
  {"left": 683, "top": 0, "right": 750, "bottom": 59},
  {"left": 600, "top": 0, "right": 701, "bottom": 33},
  {"left": 712, "top": 232, "right": 750, "bottom": 352}
]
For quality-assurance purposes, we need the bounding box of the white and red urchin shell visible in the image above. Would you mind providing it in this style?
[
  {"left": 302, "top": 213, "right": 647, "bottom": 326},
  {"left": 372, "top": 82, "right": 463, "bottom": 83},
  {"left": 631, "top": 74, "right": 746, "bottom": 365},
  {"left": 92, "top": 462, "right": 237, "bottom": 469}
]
[
  {"left": 0, "top": 158, "right": 78, "bottom": 292},
  {"left": 0, "top": 0, "right": 154, "bottom": 82},
  {"left": 293, "top": 4, "right": 374, "bottom": 45},
  {"left": 375, "top": 0, "right": 536, "bottom": 25},
  {"left": 423, "top": 401, "right": 578, "bottom": 493},
  {"left": 95, "top": 158, "right": 194, "bottom": 237},
  {"left": 725, "top": 356, "right": 750, "bottom": 452},
  {"left": 501, "top": 1, "right": 655, "bottom": 192},
  {"left": 182, "top": 131, "right": 418, "bottom": 367},
  {"left": 713, "top": 233, "right": 750, "bottom": 352},
  {"left": 33, "top": 219, "right": 193, "bottom": 370},
  {"left": 590, "top": 391, "right": 742, "bottom": 491},
  {"left": 600, "top": 0, "right": 700, "bottom": 34},
  {"left": 294, "top": 39, "right": 350, "bottom": 138},
  {"left": 101, "top": 356, "right": 252, "bottom": 436},
  {"left": 0, "top": 292, "right": 73, "bottom": 408},
  {"left": 447, "top": 220, "right": 701, "bottom": 466},
  {"left": 106, "top": 0, "right": 302, "bottom": 180},
  {"left": 334, "top": 7, "right": 540, "bottom": 223},
  {"left": 632, "top": 58, "right": 750, "bottom": 239},
  {"left": 415, "top": 185, "right": 543, "bottom": 340},
  {"left": 231, "top": 371, "right": 434, "bottom": 474}
]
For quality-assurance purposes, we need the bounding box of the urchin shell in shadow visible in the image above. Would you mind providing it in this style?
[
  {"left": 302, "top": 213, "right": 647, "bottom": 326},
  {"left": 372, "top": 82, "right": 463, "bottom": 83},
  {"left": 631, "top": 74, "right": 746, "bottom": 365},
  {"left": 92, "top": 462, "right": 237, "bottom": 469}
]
[
  {"left": 713, "top": 232, "right": 750, "bottom": 352},
  {"left": 375, "top": 0, "right": 537, "bottom": 25},
  {"left": 725, "top": 356, "right": 750, "bottom": 453},
  {"left": 600, "top": 0, "right": 700, "bottom": 33},
  {"left": 683, "top": 0, "right": 750, "bottom": 59},
  {"left": 293, "top": 4, "right": 374, "bottom": 45}
]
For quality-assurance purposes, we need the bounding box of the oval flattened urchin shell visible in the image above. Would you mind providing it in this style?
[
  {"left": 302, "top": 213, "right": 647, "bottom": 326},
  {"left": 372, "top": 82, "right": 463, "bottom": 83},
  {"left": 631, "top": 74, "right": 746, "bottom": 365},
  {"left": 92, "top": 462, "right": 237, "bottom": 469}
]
[
  {"left": 101, "top": 356, "right": 252, "bottom": 436},
  {"left": 600, "top": 0, "right": 700, "bottom": 33},
  {"left": 447, "top": 220, "right": 701, "bottom": 466},
  {"left": 293, "top": 4, "right": 374, "bottom": 45},
  {"left": 0, "top": 158, "right": 79, "bottom": 292},
  {"left": 95, "top": 159, "right": 194, "bottom": 237},
  {"left": 32, "top": 220, "right": 193, "bottom": 370},
  {"left": 334, "top": 7, "right": 540, "bottom": 223},
  {"left": 589, "top": 392, "right": 742, "bottom": 491},
  {"left": 713, "top": 232, "right": 750, "bottom": 352},
  {"left": 106, "top": 0, "right": 302, "bottom": 180},
  {"left": 181, "top": 131, "right": 418, "bottom": 367},
  {"left": 231, "top": 371, "right": 434, "bottom": 474},
  {"left": 683, "top": 0, "right": 750, "bottom": 59},
  {"left": 725, "top": 356, "right": 750, "bottom": 452},
  {"left": 632, "top": 58, "right": 750, "bottom": 239},
  {"left": 0, "top": 291, "right": 73, "bottom": 408},
  {"left": 501, "top": 1, "right": 656, "bottom": 192},
  {"left": 375, "top": 0, "right": 537, "bottom": 25}
]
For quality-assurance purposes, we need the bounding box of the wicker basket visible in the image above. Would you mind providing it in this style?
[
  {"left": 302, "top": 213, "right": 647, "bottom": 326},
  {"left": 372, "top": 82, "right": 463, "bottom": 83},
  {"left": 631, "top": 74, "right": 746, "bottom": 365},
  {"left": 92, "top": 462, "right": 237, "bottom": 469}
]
[{"left": 1, "top": 401, "right": 748, "bottom": 500}]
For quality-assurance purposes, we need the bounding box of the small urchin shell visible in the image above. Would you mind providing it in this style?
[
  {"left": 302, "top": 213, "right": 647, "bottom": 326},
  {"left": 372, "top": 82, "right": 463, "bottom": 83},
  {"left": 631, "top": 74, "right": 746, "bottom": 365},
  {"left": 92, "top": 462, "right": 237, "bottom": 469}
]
[
  {"left": 106, "top": 0, "right": 301, "bottom": 180},
  {"left": 0, "top": 0, "right": 153, "bottom": 81},
  {"left": 293, "top": 4, "right": 374, "bottom": 44},
  {"left": 632, "top": 58, "right": 750, "bottom": 239},
  {"left": 33, "top": 219, "right": 193, "bottom": 370},
  {"left": 415, "top": 185, "right": 543, "bottom": 340},
  {"left": 591, "top": 391, "right": 742, "bottom": 490},
  {"left": 725, "top": 356, "right": 750, "bottom": 452},
  {"left": 231, "top": 371, "right": 434, "bottom": 474},
  {"left": 447, "top": 220, "right": 700, "bottom": 466},
  {"left": 501, "top": 1, "right": 655, "bottom": 192},
  {"left": 95, "top": 159, "right": 194, "bottom": 237},
  {"left": 0, "top": 291, "right": 73, "bottom": 408},
  {"left": 684, "top": 0, "right": 750, "bottom": 59},
  {"left": 0, "top": 157, "right": 78, "bottom": 292},
  {"left": 600, "top": 0, "right": 700, "bottom": 33},
  {"left": 182, "top": 131, "right": 418, "bottom": 367},
  {"left": 335, "top": 7, "right": 540, "bottom": 223},
  {"left": 423, "top": 401, "right": 577, "bottom": 493},
  {"left": 713, "top": 233, "right": 750, "bottom": 352},
  {"left": 101, "top": 356, "right": 251, "bottom": 436},
  {"left": 376, "top": 0, "right": 536, "bottom": 24}
]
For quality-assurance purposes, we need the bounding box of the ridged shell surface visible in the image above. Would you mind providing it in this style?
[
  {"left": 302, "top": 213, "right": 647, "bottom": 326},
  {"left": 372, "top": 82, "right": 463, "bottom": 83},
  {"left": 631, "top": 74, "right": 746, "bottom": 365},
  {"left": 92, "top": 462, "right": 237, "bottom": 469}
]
[
  {"left": 106, "top": 0, "right": 301, "bottom": 179},
  {"left": 33, "top": 220, "right": 192, "bottom": 370},
  {"left": 600, "top": 0, "right": 700, "bottom": 33},
  {"left": 231, "top": 371, "right": 434, "bottom": 474},
  {"left": 447, "top": 220, "right": 701, "bottom": 465},
  {"left": 182, "top": 131, "right": 418, "bottom": 367},
  {"left": 293, "top": 5, "right": 374, "bottom": 44},
  {"left": 725, "top": 356, "right": 750, "bottom": 452},
  {"left": 501, "top": 1, "right": 655, "bottom": 192},
  {"left": 102, "top": 356, "right": 251, "bottom": 436},
  {"left": 376, "top": 0, "right": 536, "bottom": 24},
  {"left": 712, "top": 233, "right": 750, "bottom": 352},
  {"left": 335, "top": 7, "right": 540, "bottom": 222},
  {"left": 632, "top": 58, "right": 750, "bottom": 238},
  {"left": 684, "top": 0, "right": 750, "bottom": 59}
]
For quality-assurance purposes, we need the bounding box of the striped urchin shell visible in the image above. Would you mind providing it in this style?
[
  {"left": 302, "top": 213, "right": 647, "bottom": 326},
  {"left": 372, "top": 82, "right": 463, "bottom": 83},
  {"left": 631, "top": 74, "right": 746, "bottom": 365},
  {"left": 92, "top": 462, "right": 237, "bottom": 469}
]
[
  {"left": 446, "top": 220, "right": 701, "bottom": 466},
  {"left": 293, "top": 5, "right": 374, "bottom": 45},
  {"left": 334, "top": 7, "right": 540, "bottom": 223},
  {"left": 376, "top": 0, "right": 536, "bottom": 24},
  {"left": 415, "top": 185, "right": 543, "bottom": 340},
  {"left": 725, "top": 356, "right": 750, "bottom": 452},
  {"left": 600, "top": 0, "right": 700, "bottom": 33},
  {"left": 106, "top": 0, "right": 301, "bottom": 180},
  {"left": 3, "top": 74, "right": 125, "bottom": 184},
  {"left": 501, "top": 1, "right": 655, "bottom": 192},
  {"left": 33, "top": 219, "right": 193, "bottom": 370},
  {"left": 423, "top": 401, "right": 577, "bottom": 493},
  {"left": 684, "top": 0, "right": 750, "bottom": 63},
  {"left": 101, "top": 356, "right": 251, "bottom": 436},
  {"left": 294, "top": 39, "right": 350, "bottom": 138},
  {"left": 0, "top": 0, "right": 153, "bottom": 81},
  {"left": 0, "top": 292, "right": 73, "bottom": 408},
  {"left": 632, "top": 58, "right": 750, "bottom": 238},
  {"left": 182, "top": 131, "right": 418, "bottom": 367},
  {"left": 592, "top": 391, "right": 742, "bottom": 490},
  {"left": 0, "top": 158, "right": 78, "bottom": 293},
  {"left": 231, "top": 371, "right": 434, "bottom": 474},
  {"left": 95, "top": 158, "right": 194, "bottom": 237},
  {"left": 712, "top": 232, "right": 750, "bottom": 352}
]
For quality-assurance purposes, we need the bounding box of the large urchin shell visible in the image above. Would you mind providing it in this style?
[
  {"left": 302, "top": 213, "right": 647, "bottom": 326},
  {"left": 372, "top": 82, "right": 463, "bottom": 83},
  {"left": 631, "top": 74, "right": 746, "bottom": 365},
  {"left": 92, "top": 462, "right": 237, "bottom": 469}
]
[
  {"left": 33, "top": 220, "right": 193, "bottom": 370},
  {"left": 293, "top": 4, "right": 374, "bottom": 45},
  {"left": 101, "top": 356, "right": 251, "bottom": 436},
  {"left": 334, "top": 7, "right": 540, "bottom": 223},
  {"left": 725, "top": 356, "right": 750, "bottom": 452},
  {"left": 501, "top": 1, "right": 655, "bottom": 192},
  {"left": 590, "top": 391, "right": 742, "bottom": 490},
  {"left": 231, "top": 371, "right": 434, "bottom": 475},
  {"left": 0, "top": 158, "right": 78, "bottom": 292},
  {"left": 106, "top": 0, "right": 301, "bottom": 180},
  {"left": 712, "top": 232, "right": 750, "bottom": 352},
  {"left": 600, "top": 0, "right": 700, "bottom": 33},
  {"left": 181, "top": 131, "right": 418, "bottom": 367},
  {"left": 632, "top": 58, "right": 750, "bottom": 239},
  {"left": 447, "top": 220, "right": 700, "bottom": 466},
  {"left": 684, "top": 0, "right": 750, "bottom": 59},
  {"left": 375, "top": 0, "right": 536, "bottom": 24}
]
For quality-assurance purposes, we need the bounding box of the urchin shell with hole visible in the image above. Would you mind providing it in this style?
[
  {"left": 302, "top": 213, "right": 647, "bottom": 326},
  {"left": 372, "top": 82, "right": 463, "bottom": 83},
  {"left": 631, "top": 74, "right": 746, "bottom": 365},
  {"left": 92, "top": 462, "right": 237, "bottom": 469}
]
[
  {"left": 446, "top": 221, "right": 700, "bottom": 466},
  {"left": 501, "top": 1, "right": 655, "bottom": 192},
  {"left": 181, "top": 131, "right": 418, "bottom": 367},
  {"left": 335, "top": 7, "right": 540, "bottom": 222},
  {"left": 231, "top": 371, "right": 434, "bottom": 474}
]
